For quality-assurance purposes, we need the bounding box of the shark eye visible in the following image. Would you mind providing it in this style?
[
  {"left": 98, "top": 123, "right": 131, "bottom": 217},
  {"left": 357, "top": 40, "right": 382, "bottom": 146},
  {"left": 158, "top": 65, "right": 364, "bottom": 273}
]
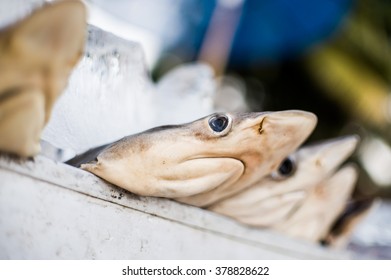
[
  {"left": 271, "top": 157, "right": 296, "bottom": 180},
  {"left": 208, "top": 114, "right": 230, "bottom": 133}
]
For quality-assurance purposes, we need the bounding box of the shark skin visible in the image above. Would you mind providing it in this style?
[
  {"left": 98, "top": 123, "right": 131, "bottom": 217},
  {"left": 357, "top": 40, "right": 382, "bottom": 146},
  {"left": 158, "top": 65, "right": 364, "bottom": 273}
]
[
  {"left": 0, "top": 0, "right": 86, "bottom": 157},
  {"left": 72, "top": 111, "right": 316, "bottom": 206},
  {"left": 209, "top": 136, "right": 359, "bottom": 227},
  {"left": 274, "top": 164, "right": 358, "bottom": 243},
  {"left": 174, "top": 111, "right": 317, "bottom": 207}
]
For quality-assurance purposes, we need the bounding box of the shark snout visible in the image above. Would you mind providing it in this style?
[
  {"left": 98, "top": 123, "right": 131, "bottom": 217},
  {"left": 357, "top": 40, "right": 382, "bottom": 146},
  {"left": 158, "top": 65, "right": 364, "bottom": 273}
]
[
  {"left": 255, "top": 110, "right": 317, "bottom": 153},
  {"left": 306, "top": 135, "right": 359, "bottom": 174},
  {"left": 266, "top": 110, "right": 317, "bottom": 135}
]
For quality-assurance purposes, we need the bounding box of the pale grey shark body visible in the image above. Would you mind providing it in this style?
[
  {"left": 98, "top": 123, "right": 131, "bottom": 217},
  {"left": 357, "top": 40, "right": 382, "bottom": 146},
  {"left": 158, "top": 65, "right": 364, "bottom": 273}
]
[{"left": 71, "top": 111, "right": 316, "bottom": 207}]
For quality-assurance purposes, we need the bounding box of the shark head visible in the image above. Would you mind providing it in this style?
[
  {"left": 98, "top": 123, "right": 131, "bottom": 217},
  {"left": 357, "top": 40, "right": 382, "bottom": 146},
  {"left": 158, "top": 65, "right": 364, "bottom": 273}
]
[
  {"left": 81, "top": 110, "right": 316, "bottom": 205},
  {"left": 274, "top": 164, "right": 358, "bottom": 242}
]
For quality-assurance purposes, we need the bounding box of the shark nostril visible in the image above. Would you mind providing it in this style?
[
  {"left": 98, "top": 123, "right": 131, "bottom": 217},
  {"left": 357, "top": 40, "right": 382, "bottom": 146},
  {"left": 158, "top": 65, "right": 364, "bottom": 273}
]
[
  {"left": 258, "top": 118, "right": 265, "bottom": 134},
  {"left": 315, "top": 159, "right": 322, "bottom": 167}
]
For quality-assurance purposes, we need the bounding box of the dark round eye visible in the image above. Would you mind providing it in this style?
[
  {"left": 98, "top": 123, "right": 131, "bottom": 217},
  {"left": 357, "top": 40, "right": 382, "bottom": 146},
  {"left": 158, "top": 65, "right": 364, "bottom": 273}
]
[
  {"left": 271, "top": 157, "right": 296, "bottom": 179},
  {"left": 208, "top": 114, "right": 230, "bottom": 133},
  {"left": 278, "top": 157, "right": 295, "bottom": 176}
]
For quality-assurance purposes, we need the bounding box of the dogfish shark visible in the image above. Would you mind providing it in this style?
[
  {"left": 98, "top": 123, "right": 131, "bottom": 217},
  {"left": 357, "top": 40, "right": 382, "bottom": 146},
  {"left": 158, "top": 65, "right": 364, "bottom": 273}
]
[
  {"left": 273, "top": 164, "right": 358, "bottom": 242},
  {"left": 68, "top": 111, "right": 316, "bottom": 207}
]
